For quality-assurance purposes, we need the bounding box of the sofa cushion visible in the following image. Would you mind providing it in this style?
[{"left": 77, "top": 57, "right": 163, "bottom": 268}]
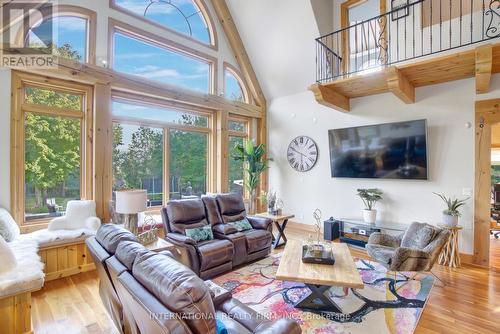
[
  {"left": 115, "top": 240, "right": 149, "bottom": 271},
  {"left": 401, "top": 222, "right": 437, "bottom": 249},
  {"left": 197, "top": 239, "right": 234, "bottom": 271},
  {"left": 216, "top": 193, "right": 246, "bottom": 223},
  {"left": 242, "top": 229, "right": 272, "bottom": 254},
  {"left": 202, "top": 195, "right": 223, "bottom": 226},
  {"left": 0, "top": 208, "right": 20, "bottom": 242},
  {"left": 167, "top": 199, "right": 209, "bottom": 234},
  {"left": 132, "top": 251, "right": 216, "bottom": 333},
  {"left": 96, "top": 224, "right": 138, "bottom": 254},
  {"left": 185, "top": 225, "right": 214, "bottom": 242}
]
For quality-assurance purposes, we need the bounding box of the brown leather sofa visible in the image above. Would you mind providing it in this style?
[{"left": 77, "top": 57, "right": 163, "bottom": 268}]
[
  {"left": 107, "top": 239, "right": 302, "bottom": 334},
  {"left": 86, "top": 224, "right": 140, "bottom": 334},
  {"left": 161, "top": 194, "right": 273, "bottom": 279}
]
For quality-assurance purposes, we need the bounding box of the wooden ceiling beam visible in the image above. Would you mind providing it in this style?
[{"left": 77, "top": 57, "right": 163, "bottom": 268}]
[
  {"left": 309, "top": 84, "right": 350, "bottom": 113},
  {"left": 386, "top": 67, "right": 415, "bottom": 104},
  {"left": 475, "top": 44, "right": 493, "bottom": 94}
]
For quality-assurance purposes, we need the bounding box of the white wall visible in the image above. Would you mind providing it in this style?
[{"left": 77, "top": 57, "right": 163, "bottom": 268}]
[
  {"left": 268, "top": 75, "right": 500, "bottom": 254},
  {"left": 0, "top": 69, "right": 11, "bottom": 210}
]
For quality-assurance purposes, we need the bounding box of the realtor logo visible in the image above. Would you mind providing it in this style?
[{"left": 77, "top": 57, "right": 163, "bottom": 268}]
[{"left": 1, "top": 0, "right": 57, "bottom": 68}]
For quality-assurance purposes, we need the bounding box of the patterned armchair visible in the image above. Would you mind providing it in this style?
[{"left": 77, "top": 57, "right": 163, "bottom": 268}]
[{"left": 366, "top": 222, "right": 450, "bottom": 272}]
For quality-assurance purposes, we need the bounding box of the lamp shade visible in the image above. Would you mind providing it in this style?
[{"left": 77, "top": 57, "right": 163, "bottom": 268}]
[{"left": 115, "top": 190, "right": 147, "bottom": 214}]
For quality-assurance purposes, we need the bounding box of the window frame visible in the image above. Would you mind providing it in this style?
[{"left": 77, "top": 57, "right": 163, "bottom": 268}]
[
  {"left": 227, "top": 115, "right": 252, "bottom": 198},
  {"left": 111, "top": 91, "right": 215, "bottom": 212},
  {"left": 108, "top": 19, "right": 218, "bottom": 95},
  {"left": 11, "top": 71, "right": 94, "bottom": 231},
  {"left": 109, "top": 0, "right": 218, "bottom": 50},
  {"left": 223, "top": 62, "right": 251, "bottom": 104},
  {"left": 15, "top": 5, "right": 97, "bottom": 64}
]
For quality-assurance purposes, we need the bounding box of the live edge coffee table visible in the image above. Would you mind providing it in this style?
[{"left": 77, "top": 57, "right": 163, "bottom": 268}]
[{"left": 276, "top": 239, "right": 364, "bottom": 313}]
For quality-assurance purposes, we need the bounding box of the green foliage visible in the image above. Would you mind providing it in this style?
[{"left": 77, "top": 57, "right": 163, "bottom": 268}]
[
  {"left": 228, "top": 136, "right": 244, "bottom": 193},
  {"left": 357, "top": 188, "right": 383, "bottom": 210},
  {"left": 232, "top": 141, "right": 268, "bottom": 194},
  {"left": 433, "top": 192, "right": 469, "bottom": 217}
]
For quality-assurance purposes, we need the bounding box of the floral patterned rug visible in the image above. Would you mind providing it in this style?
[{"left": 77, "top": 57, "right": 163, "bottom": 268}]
[{"left": 212, "top": 253, "right": 434, "bottom": 334}]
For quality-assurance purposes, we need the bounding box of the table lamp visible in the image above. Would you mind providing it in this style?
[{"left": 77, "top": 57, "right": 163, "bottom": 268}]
[{"left": 115, "top": 189, "right": 147, "bottom": 236}]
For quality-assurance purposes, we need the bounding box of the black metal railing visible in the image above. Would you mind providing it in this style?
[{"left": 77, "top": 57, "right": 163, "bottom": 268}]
[{"left": 316, "top": 0, "right": 500, "bottom": 83}]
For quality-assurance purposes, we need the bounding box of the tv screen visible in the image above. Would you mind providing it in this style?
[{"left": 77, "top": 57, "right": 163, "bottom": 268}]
[{"left": 328, "top": 120, "right": 428, "bottom": 179}]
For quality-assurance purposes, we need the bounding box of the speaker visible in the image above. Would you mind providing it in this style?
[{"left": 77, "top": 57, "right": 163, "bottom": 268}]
[{"left": 323, "top": 218, "right": 340, "bottom": 241}]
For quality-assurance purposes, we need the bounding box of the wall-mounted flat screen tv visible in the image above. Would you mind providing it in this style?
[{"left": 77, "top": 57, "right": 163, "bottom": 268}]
[{"left": 328, "top": 119, "right": 428, "bottom": 179}]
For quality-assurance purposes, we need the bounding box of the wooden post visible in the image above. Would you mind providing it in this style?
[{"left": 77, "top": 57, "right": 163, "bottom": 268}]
[{"left": 216, "top": 110, "right": 229, "bottom": 193}]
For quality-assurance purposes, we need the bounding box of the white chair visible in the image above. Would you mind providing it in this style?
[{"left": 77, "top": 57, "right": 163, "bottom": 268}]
[{"left": 48, "top": 200, "right": 101, "bottom": 231}]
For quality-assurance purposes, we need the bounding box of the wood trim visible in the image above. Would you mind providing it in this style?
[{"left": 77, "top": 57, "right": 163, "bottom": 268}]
[
  {"left": 309, "top": 83, "right": 350, "bottom": 112},
  {"left": 108, "top": 18, "right": 218, "bottom": 95},
  {"left": 223, "top": 62, "right": 250, "bottom": 104},
  {"left": 108, "top": 0, "right": 218, "bottom": 51},
  {"left": 13, "top": 5, "right": 97, "bottom": 65},
  {"left": 386, "top": 67, "right": 415, "bottom": 104},
  {"left": 473, "top": 98, "right": 500, "bottom": 267},
  {"left": 475, "top": 44, "right": 493, "bottom": 94},
  {"left": 10, "top": 71, "right": 94, "bottom": 226},
  {"left": 216, "top": 110, "right": 229, "bottom": 193}
]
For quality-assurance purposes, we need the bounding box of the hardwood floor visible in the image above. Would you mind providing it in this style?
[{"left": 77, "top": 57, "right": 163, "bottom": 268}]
[{"left": 32, "top": 227, "right": 500, "bottom": 334}]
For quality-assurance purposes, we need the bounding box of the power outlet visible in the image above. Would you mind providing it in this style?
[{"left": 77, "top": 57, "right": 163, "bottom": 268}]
[{"left": 462, "top": 188, "right": 473, "bottom": 196}]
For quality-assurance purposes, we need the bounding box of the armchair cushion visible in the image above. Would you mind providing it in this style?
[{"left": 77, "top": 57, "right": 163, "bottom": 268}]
[
  {"left": 401, "top": 222, "right": 437, "bottom": 249},
  {"left": 367, "top": 232, "right": 402, "bottom": 248},
  {"left": 247, "top": 216, "right": 272, "bottom": 230},
  {"left": 166, "top": 199, "right": 210, "bottom": 234},
  {"left": 185, "top": 225, "right": 214, "bottom": 242},
  {"left": 216, "top": 193, "right": 246, "bottom": 223},
  {"left": 365, "top": 244, "right": 395, "bottom": 265}
]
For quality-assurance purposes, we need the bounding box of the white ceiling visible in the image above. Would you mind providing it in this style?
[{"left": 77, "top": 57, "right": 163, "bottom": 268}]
[{"left": 226, "top": 0, "right": 323, "bottom": 101}]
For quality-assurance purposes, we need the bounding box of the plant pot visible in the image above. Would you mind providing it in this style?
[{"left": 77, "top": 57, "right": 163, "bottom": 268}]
[
  {"left": 363, "top": 209, "right": 377, "bottom": 224},
  {"left": 442, "top": 214, "right": 458, "bottom": 227}
]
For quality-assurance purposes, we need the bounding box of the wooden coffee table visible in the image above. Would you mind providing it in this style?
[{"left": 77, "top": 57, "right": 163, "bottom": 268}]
[{"left": 276, "top": 239, "right": 364, "bottom": 313}]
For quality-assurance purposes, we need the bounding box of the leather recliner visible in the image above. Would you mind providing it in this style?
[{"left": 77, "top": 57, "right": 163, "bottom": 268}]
[
  {"left": 110, "top": 240, "right": 302, "bottom": 334},
  {"left": 203, "top": 194, "right": 273, "bottom": 267},
  {"left": 161, "top": 198, "right": 235, "bottom": 279},
  {"left": 85, "top": 224, "right": 140, "bottom": 334}
]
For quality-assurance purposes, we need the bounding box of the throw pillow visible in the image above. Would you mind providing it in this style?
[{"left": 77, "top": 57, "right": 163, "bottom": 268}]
[
  {"left": 216, "top": 319, "right": 228, "bottom": 334},
  {"left": 232, "top": 218, "right": 253, "bottom": 232},
  {"left": 0, "top": 208, "right": 20, "bottom": 242},
  {"left": 0, "top": 236, "right": 17, "bottom": 275},
  {"left": 401, "top": 222, "right": 437, "bottom": 249},
  {"left": 185, "top": 225, "right": 214, "bottom": 242}
]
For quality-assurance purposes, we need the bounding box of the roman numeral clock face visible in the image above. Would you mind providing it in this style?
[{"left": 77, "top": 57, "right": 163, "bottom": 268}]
[{"left": 287, "top": 136, "right": 318, "bottom": 172}]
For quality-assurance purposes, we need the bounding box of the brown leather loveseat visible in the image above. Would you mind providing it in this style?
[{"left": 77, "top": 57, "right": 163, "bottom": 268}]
[
  {"left": 161, "top": 193, "right": 273, "bottom": 279},
  {"left": 107, "top": 238, "right": 302, "bottom": 334}
]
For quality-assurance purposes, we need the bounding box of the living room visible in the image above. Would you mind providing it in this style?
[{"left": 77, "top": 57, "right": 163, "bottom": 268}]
[{"left": 0, "top": 0, "right": 499, "bottom": 333}]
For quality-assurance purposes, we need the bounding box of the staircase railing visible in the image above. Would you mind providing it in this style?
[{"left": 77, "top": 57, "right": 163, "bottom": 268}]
[{"left": 316, "top": 0, "right": 500, "bottom": 83}]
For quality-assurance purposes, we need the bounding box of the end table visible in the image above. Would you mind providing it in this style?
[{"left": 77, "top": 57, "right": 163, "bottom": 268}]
[
  {"left": 256, "top": 212, "right": 295, "bottom": 248},
  {"left": 438, "top": 225, "right": 463, "bottom": 268}
]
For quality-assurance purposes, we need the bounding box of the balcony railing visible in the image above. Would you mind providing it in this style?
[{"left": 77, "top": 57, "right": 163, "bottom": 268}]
[{"left": 316, "top": 0, "right": 500, "bottom": 83}]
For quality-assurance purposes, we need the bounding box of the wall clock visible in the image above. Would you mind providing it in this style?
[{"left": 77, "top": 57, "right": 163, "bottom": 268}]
[{"left": 287, "top": 136, "right": 318, "bottom": 172}]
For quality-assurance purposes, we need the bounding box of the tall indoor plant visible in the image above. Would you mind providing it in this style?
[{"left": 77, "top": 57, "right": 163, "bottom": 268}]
[
  {"left": 232, "top": 140, "right": 268, "bottom": 214},
  {"left": 434, "top": 192, "right": 469, "bottom": 227},
  {"left": 357, "top": 188, "right": 383, "bottom": 223}
]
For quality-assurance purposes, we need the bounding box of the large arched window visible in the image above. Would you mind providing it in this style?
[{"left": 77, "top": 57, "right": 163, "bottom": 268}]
[
  {"left": 19, "top": 6, "right": 96, "bottom": 63},
  {"left": 224, "top": 63, "right": 249, "bottom": 103},
  {"left": 112, "top": 0, "right": 216, "bottom": 47}
]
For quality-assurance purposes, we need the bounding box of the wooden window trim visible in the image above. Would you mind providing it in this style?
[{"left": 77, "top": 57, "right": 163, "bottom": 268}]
[
  {"left": 110, "top": 93, "right": 214, "bottom": 207},
  {"left": 11, "top": 71, "right": 94, "bottom": 232},
  {"left": 14, "top": 5, "right": 97, "bottom": 64},
  {"left": 109, "top": 0, "right": 218, "bottom": 51},
  {"left": 223, "top": 62, "right": 251, "bottom": 104},
  {"left": 108, "top": 18, "right": 218, "bottom": 95}
]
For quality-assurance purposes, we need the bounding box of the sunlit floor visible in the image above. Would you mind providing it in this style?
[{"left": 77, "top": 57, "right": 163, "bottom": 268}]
[{"left": 32, "top": 226, "right": 500, "bottom": 334}]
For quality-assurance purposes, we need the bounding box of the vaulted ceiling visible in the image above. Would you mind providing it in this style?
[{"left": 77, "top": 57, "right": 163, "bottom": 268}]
[{"left": 226, "top": 0, "right": 333, "bottom": 101}]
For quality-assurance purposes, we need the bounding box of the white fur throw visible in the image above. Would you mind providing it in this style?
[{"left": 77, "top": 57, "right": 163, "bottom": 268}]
[
  {"left": 18, "top": 228, "right": 96, "bottom": 248},
  {"left": 48, "top": 200, "right": 101, "bottom": 231},
  {"left": 0, "top": 238, "right": 44, "bottom": 298},
  {"left": 0, "top": 236, "right": 17, "bottom": 275},
  {"left": 0, "top": 208, "right": 20, "bottom": 242}
]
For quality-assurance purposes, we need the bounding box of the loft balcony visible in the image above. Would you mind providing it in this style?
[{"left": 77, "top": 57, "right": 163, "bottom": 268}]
[{"left": 311, "top": 0, "right": 500, "bottom": 112}]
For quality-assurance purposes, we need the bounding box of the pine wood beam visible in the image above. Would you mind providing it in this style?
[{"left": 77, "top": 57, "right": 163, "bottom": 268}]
[
  {"left": 475, "top": 44, "right": 493, "bottom": 94},
  {"left": 386, "top": 67, "right": 415, "bottom": 104},
  {"left": 309, "top": 84, "right": 350, "bottom": 113},
  {"left": 216, "top": 110, "right": 229, "bottom": 193},
  {"left": 211, "top": 0, "right": 267, "bottom": 108}
]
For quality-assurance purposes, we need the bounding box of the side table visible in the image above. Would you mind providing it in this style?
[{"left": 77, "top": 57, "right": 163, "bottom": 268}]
[
  {"left": 438, "top": 225, "right": 463, "bottom": 268},
  {"left": 256, "top": 212, "right": 295, "bottom": 248}
]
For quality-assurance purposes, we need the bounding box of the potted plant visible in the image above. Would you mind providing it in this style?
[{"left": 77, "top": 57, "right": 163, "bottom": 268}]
[
  {"left": 232, "top": 140, "right": 268, "bottom": 214},
  {"left": 357, "top": 188, "right": 383, "bottom": 224},
  {"left": 434, "top": 193, "right": 469, "bottom": 227}
]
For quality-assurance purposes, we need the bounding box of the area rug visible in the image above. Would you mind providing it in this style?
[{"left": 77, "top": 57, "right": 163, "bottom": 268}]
[{"left": 212, "top": 253, "right": 434, "bottom": 334}]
